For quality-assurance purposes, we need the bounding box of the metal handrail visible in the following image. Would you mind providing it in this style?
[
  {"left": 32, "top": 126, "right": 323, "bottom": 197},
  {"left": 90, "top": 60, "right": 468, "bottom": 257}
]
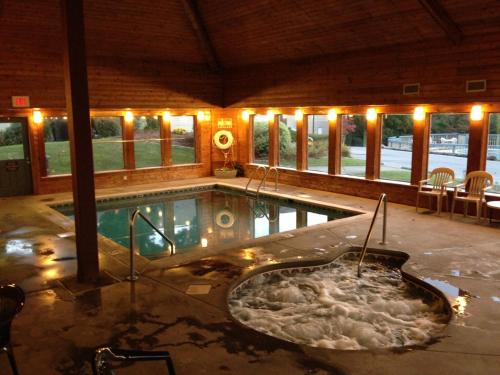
[
  {"left": 255, "top": 167, "right": 270, "bottom": 197},
  {"left": 245, "top": 165, "right": 267, "bottom": 194},
  {"left": 127, "top": 208, "right": 175, "bottom": 282},
  {"left": 357, "top": 193, "right": 388, "bottom": 277},
  {"left": 264, "top": 167, "right": 279, "bottom": 191}
]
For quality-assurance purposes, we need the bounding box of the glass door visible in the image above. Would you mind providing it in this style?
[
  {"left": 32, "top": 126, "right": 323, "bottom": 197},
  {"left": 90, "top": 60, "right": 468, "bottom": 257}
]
[{"left": 0, "top": 117, "right": 33, "bottom": 196}]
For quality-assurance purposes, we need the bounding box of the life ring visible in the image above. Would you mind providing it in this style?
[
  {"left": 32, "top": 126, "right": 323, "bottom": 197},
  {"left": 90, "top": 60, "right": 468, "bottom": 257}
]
[
  {"left": 215, "top": 209, "right": 235, "bottom": 228},
  {"left": 213, "top": 130, "right": 234, "bottom": 150}
]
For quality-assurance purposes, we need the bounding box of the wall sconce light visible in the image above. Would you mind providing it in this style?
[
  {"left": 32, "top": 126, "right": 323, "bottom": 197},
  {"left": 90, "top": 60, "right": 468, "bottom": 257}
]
[
  {"left": 32, "top": 110, "right": 43, "bottom": 125},
  {"left": 197, "top": 110, "right": 205, "bottom": 121},
  {"left": 201, "top": 238, "right": 208, "bottom": 248},
  {"left": 295, "top": 109, "right": 303, "bottom": 121},
  {"left": 327, "top": 109, "right": 337, "bottom": 121},
  {"left": 241, "top": 110, "right": 250, "bottom": 121},
  {"left": 413, "top": 106, "right": 425, "bottom": 121},
  {"left": 366, "top": 108, "right": 377, "bottom": 122},
  {"left": 470, "top": 105, "right": 484, "bottom": 121},
  {"left": 266, "top": 109, "right": 275, "bottom": 121},
  {"left": 162, "top": 111, "right": 171, "bottom": 122},
  {"left": 124, "top": 111, "right": 134, "bottom": 123}
]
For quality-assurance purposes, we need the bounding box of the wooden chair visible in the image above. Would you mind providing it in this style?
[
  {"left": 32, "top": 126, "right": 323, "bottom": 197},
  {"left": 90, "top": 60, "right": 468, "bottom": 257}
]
[
  {"left": 416, "top": 167, "right": 455, "bottom": 215},
  {"left": 450, "top": 171, "right": 493, "bottom": 221}
]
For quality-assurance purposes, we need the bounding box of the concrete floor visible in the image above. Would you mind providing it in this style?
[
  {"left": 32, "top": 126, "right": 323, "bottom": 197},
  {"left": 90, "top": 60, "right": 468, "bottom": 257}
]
[{"left": 1, "top": 177, "right": 499, "bottom": 374}]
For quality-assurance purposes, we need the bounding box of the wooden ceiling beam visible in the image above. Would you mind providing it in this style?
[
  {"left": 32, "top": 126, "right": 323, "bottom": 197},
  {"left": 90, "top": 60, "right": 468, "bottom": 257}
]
[
  {"left": 180, "top": 0, "right": 221, "bottom": 71},
  {"left": 418, "top": 0, "right": 463, "bottom": 45}
]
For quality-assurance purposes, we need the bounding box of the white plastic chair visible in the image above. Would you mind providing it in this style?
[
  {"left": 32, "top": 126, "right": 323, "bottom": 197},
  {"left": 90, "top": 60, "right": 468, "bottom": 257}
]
[
  {"left": 416, "top": 167, "right": 455, "bottom": 216},
  {"left": 450, "top": 171, "right": 493, "bottom": 222}
]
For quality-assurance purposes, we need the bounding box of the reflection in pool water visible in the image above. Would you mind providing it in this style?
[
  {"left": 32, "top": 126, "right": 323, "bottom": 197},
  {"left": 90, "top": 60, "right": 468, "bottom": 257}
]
[{"left": 57, "top": 187, "right": 357, "bottom": 259}]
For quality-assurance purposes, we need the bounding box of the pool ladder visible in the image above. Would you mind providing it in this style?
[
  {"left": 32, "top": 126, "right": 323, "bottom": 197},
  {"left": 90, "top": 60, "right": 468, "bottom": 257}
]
[
  {"left": 357, "top": 193, "right": 388, "bottom": 277},
  {"left": 127, "top": 208, "right": 175, "bottom": 282},
  {"left": 245, "top": 165, "right": 279, "bottom": 197}
]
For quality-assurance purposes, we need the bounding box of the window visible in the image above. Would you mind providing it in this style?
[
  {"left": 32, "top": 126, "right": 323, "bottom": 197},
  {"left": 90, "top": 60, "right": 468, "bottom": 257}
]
[
  {"left": 134, "top": 116, "right": 161, "bottom": 168},
  {"left": 43, "top": 117, "right": 71, "bottom": 175},
  {"left": 171, "top": 116, "right": 196, "bottom": 165},
  {"left": 279, "top": 115, "right": 297, "bottom": 168},
  {"left": 307, "top": 115, "right": 328, "bottom": 172},
  {"left": 487, "top": 114, "right": 500, "bottom": 193},
  {"left": 91, "top": 117, "right": 124, "bottom": 171},
  {"left": 0, "top": 121, "right": 24, "bottom": 160},
  {"left": 380, "top": 114, "right": 413, "bottom": 182},
  {"left": 252, "top": 115, "right": 269, "bottom": 164},
  {"left": 341, "top": 115, "right": 367, "bottom": 177},
  {"left": 428, "top": 114, "right": 469, "bottom": 181}
]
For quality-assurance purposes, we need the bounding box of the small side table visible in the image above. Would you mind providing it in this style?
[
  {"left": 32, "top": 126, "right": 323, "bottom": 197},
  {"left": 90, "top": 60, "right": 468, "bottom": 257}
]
[{"left": 487, "top": 201, "right": 500, "bottom": 224}]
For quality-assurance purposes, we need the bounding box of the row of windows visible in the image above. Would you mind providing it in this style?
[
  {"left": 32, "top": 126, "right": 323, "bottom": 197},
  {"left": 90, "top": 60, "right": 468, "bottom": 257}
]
[
  {"left": 43, "top": 115, "right": 196, "bottom": 175},
  {"left": 252, "top": 113, "right": 500, "bottom": 193}
]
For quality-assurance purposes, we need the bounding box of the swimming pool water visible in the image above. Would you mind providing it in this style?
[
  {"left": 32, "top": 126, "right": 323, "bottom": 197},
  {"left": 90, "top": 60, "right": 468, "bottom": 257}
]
[{"left": 56, "top": 186, "right": 358, "bottom": 259}]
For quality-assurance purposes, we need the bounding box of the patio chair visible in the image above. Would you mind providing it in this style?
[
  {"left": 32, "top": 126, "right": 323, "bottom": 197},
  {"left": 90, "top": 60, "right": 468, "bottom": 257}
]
[
  {"left": 450, "top": 171, "right": 493, "bottom": 221},
  {"left": 92, "top": 347, "right": 176, "bottom": 375},
  {"left": 416, "top": 167, "right": 455, "bottom": 215},
  {"left": 0, "top": 284, "right": 25, "bottom": 375}
]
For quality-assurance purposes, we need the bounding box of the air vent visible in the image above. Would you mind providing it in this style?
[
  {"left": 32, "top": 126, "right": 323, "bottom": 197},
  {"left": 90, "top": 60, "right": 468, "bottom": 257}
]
[
  {"left": 466, "top": 80, "right": 487, "bottom": 93},
  {"left": 403, "top": 83, "right": 420, "bottom": 95}
]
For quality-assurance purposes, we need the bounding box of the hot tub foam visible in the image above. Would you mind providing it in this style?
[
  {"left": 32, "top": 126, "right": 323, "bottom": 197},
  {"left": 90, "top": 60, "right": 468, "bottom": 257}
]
[{"left": 229, "top": 251, "right": 450, "bottom": 350}]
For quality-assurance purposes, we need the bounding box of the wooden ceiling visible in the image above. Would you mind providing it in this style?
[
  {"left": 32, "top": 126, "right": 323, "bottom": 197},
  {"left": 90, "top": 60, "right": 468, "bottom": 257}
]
[
  {"left": 198, "top": 0, "right": 500, "bottom": 67},
  {"left": 1, "top": 0, "right": 500, "bottom": 68}
]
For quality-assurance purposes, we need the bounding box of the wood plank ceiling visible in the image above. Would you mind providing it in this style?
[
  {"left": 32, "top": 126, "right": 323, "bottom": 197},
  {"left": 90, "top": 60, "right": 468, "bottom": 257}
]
[
  {"left": 197, "top": 0, "right": 500, "bottom": 68},
  {"left": 2, "top": 0, "right": 500, "bottom": 71}
]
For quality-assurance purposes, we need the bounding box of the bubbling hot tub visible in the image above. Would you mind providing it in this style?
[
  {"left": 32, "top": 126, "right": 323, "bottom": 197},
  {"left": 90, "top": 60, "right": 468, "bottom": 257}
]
[{"left": 228, "top": 248, "right": 452, "bottom": 350}]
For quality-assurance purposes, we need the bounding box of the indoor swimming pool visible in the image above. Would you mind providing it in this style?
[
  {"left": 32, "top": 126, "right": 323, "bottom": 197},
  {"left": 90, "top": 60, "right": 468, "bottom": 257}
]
[{"left": 54, "top": 185, "right": 359, "bottom": 259}]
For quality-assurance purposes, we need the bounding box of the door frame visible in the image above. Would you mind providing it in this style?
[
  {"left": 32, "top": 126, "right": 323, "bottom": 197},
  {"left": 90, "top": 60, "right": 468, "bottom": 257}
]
[{"left": 0, "top": 116, "right": 34, "bottom": 196}]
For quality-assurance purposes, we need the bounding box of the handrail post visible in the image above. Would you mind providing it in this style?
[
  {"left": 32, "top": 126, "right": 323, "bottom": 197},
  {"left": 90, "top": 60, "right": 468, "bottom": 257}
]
[
  {"left": 256, "top": 167, "right": 270, "bottom": 197},
  {"left": 268, "top": 167, "right": 279, "bottom": 191},
  {"left": 380, "top": 194, "right": 387, "bottom": 245},
  {"left": 245, "top": 165, "right": 267, "bottom": 194},
  {"left": 127, "top": 208, "right": 176, "bottom": 282},
  {"left": 357, "top": 193, "right": 388, "bottom": 277},
  {"left": 126, "top": 209, "right": 140, "bottom": 282}
]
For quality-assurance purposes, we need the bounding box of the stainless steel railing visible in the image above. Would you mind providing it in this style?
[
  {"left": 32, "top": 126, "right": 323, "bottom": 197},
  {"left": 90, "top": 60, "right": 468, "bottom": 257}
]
[
  {"left": 246, "top": 165, "right": 279, "bottom": 197},
  {"left": 245, "top": 165, "right": 268, "bottom": 194},
  {"left": 127, "top": 208, "right": 175, "bottom": 282},
  {"left": 357, "top": 193, "right": 388, "bottom": 277}
]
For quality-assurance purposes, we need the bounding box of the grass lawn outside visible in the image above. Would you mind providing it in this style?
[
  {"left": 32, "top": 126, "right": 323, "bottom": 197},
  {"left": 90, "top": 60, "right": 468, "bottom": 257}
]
[
  {"left": 379, "top": 169, "right": 412, "bottom": 182},
  {"left": 0, "top": 143, "right": 24, "bottom": 160},
  {"left": 2, "top": 141, "right": 195, "bottom": 175}
]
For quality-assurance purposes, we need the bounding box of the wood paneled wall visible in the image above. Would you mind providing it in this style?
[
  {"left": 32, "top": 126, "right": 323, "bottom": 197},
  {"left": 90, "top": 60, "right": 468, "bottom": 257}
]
[
  {"left": 0, "top": 1, "right": 222, "bottom": 110},
  {"left": 224, "top": 34, "right": 500, "bottom": 107}
]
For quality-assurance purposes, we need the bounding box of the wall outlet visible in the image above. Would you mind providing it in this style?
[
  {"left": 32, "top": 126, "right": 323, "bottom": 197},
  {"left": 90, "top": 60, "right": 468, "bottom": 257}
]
[{"left": 123, "top": 175, "right": 128, "bottom": 180}]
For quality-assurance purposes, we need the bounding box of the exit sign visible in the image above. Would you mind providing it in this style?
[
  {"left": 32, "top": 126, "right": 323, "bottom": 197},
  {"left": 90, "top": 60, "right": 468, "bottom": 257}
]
[{"left": 11, "top": 96, "right": 30, "bottom": 108}]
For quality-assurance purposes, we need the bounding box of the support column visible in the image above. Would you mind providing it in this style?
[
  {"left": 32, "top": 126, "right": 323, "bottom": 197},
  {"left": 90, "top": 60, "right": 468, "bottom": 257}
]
[
  {"left": 411, "top": 114, "right": 430, "bottom": 185},
  {"left": 467, "top": 114, "right": 488, "bottom": 173},
  {"left": 328, "top": 114, "right": 342, "bottom": 175},
  {"left": 61, "top": 0, "right": 99, "bottom": 282},
  {"left": 296, "top": 114, "right": 308, "bottom": 170},
  {"left": 161, "top": 116, "right": 172, "bottom": 166},
  {"left": 269, "top": 115, "right": 279, "bottom": 167},
  {"left": 123, "top": 115, "right": 135, "bottom": 169},
  {"left": 366, "top": 114, "right": 381, "bottom": 180}
]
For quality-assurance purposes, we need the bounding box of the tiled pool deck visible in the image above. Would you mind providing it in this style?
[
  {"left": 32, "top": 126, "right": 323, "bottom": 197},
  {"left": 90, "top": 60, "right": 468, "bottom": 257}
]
[{"left": 0, "top": 177, "right": 499, "bottom": 374}]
